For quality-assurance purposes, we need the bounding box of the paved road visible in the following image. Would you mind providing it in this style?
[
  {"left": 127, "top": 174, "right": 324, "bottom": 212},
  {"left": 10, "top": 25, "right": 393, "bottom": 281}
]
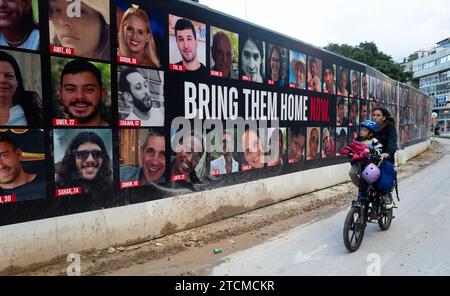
[{"left": 212, "top": 139, "right": 450, "bottom": 276}]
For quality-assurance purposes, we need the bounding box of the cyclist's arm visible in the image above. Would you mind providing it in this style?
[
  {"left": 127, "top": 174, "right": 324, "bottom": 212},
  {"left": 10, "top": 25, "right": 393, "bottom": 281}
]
[{"left": 384, "top": 123, "right": 398, "bottom": 159}]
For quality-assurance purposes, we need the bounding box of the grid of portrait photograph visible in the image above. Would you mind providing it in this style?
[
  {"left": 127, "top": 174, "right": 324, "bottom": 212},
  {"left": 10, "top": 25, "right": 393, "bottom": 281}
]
[{"left": 46, "top": 0, "right": 116, "bottom": 203}]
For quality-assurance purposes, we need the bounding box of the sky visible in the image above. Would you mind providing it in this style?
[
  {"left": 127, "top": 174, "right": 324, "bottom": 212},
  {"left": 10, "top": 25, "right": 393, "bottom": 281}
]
[{"left": 199, "top": 0, "right": 450, "bottom": 62}]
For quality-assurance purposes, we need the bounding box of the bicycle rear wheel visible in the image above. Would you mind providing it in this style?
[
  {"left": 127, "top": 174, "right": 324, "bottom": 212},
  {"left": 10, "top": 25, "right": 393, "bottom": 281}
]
[
  {"left": 343, "top": 206, "right": 365, "bottom": 252},
  {"left": 378, "top": 192, "right": 394, "bottom": 231},
  {"left": 378, "top": 208, "right": 393, "bottom": 230}
]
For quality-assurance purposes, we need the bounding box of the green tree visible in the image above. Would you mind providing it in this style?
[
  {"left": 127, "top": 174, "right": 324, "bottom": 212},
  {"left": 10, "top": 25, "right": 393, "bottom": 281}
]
[
  {"left": 407, "top": 52, "right": 419, "bottom": 62},
  {"left": 323, "top": 42, "right": 412, "bottom": 83}
]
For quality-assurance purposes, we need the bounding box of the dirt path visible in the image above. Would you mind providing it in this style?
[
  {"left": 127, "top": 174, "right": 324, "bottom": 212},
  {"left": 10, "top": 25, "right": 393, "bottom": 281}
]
[{"left": 13, "top": 140, "right": 445, "bottom": 276}]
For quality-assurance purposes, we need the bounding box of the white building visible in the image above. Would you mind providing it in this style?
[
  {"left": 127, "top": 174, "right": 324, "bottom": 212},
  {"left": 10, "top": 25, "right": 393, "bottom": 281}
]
[{"left": 412, "top": 38, "right": 450, "bottom": 132}]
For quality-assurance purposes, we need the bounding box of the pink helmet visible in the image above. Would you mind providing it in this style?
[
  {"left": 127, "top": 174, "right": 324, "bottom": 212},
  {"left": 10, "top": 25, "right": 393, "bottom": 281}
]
[{"left": 361, "top": 163, "right": 380, "bottom": 184}]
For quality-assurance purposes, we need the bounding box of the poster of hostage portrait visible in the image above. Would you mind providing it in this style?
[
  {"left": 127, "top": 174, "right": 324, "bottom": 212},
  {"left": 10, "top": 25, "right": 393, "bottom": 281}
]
[
  {"left": 239, "top": 126, "right": 266, "bottom": 171},
  {"left": 360, "top": 99, "right": 369, "bottom": 122},
  {"left": 322, "top": 62, "right": 336, "bottom": 94},
  {"left": 168, "top": 14, "right": 206, "bottom": 75},
  {"left": 375, "top": 78, "right": 382, "bottom": 102},
  {"left": 349, "top": 69, "right": 360, "bottom": 98},
  {"left": 361, "top": 73, "right": 368, "bottom": 100},
  {"left": 239, "top": 36, "right": 265, "bottom": 83},
  {"left": 337, "top": 65, "right": 350, "bottom": 97},
  {"left": 0, "top": 129, "right": 46, "bottom": 205},
  {"left": 391, "top": 83, "right": 398, "bottom": 105},
  {"left": 335, "top": 127, "right": 348, "bottom": 156},
  {"left": 288, "top": 126, "right": 305, "bottom": 164},
  {"left": 336, "top": 97, "right": 348, "bottom": 126},
  {"left": 348, "top": 98, "right": 359, "bottom": 127},
  {"left": 53, "top": 129, "right": 113, "bottom": 199},
  {"left": 169, "top": 127, "right": 207, "bottom": 189},
  {"left": 349, "top": 126, "right": 358, "bottom": 142},
  {"left": 48, "top": 0, "right": 111, "bottom": 61},
  {"left": 51, "top": 56, "right": 112, "bottom": 127},
  {"left": 210, "top": 27, "right": 239, "bottom": 79},
  {"left": 206, "top": 128, "right": 241, "bottom": 176},
  {"left": 306, "top": 127, "right": 320, "bottom": 160},
  {"left": 116, "top": 0, "right": 164, "bottom": 68},
  {"left": 289, "top": 50, "right": 306, "bottom": 90},
  {"left": 265, "top": 128, "right": 286, "bottom": 167},
  {"left": 265, "top": 44, "right": 288, "bottom": 86},
  {"left": 321, "top": 127, "right": 335, "bottom": 158},
  {"left": 119, "top": 128, "right": 166, "bottom": 189},
  {"left": 117, "top": 65, "right": 164, "bottom": 127},
  {"left": 307, "top": 56, "right": 322, "bottom": 92},
  {"left": 0, "top": 49, "right": 43, "bottom": 127}
]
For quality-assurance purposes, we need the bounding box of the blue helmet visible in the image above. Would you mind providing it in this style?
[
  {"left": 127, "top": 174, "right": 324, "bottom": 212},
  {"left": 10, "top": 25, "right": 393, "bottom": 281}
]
[{"left": 360, "top": 120, "right": 380, "bottom": 133}]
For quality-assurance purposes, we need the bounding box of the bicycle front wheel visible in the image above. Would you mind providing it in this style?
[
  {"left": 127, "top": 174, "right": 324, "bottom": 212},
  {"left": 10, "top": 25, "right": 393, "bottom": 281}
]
[{"left": 343, "top": 206, "right": 365, "bottom": 252}]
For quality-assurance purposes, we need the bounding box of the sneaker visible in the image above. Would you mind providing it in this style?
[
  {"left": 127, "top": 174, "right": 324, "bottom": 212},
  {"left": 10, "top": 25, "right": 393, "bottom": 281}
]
[{"left": 382, "top": 193, "right": 393, "bottom": 209}]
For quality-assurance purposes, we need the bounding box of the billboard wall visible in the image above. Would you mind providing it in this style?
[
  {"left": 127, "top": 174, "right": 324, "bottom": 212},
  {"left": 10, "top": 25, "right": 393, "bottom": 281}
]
[{"left": 0, "top": 0, "right": 431, "bottom": 226}]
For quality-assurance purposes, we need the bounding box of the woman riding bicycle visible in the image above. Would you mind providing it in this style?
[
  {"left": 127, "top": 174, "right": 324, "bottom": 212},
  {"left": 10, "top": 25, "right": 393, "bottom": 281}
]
[
  {"left": 372, "top": 107, "right": 398, "bottom": 208},
  {"left": 343, "top": 117, "right": 395, "bottom": 252}
]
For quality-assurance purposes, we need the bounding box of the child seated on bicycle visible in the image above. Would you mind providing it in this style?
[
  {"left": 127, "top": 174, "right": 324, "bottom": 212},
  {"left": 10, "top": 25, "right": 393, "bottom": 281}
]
[{"left": 347, "top": 120, "right": 382, "bottom": 196}]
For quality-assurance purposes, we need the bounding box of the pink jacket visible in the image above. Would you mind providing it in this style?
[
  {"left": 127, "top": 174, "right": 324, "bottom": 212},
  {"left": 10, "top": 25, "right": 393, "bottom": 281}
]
[{"left": 342, "top": 140, "right": 369, "bottom": 161}]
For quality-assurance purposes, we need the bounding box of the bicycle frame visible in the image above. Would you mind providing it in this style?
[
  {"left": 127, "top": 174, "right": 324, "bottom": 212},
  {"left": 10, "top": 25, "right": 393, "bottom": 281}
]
[{"left": 353, "top": 178, "right": 390, "bottom": 222}]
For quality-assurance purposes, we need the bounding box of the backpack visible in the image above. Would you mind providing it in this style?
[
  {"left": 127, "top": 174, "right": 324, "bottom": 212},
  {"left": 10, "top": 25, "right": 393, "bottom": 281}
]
[{"left": 375, "top": 160, "right": 396, "bottom": 192}]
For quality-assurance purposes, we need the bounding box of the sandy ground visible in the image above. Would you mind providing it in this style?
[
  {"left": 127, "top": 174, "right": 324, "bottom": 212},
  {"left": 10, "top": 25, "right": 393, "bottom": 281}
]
[{"left": 10, "top": 140, "right": 445, "bottom": 276}]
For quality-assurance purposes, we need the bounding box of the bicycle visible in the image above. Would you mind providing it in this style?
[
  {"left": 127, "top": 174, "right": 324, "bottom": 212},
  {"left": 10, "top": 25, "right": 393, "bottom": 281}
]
[{"left": 342, "top": 152, "right": 399, "bottom": 253}]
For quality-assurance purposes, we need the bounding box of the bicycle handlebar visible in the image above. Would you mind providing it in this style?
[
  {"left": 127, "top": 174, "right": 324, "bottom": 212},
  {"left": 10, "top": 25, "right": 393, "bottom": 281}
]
[{"left": 347, "top": 150, "right": 382, "bottom": 163}]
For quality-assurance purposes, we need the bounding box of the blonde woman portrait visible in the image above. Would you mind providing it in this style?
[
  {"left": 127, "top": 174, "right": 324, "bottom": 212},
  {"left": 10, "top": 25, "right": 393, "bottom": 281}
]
[{"left": 117, "top": 4, "right": 161, "bottom": 68}]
